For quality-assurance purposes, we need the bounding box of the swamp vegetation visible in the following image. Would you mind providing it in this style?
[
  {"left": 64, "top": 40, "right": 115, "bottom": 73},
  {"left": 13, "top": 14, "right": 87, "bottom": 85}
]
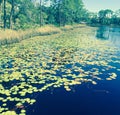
[
  {"left": 0, "top": 26, "right": 120, "bottom": 115},
  {"left": 0, "top": 0, "right": 120, "bottom": 115}
]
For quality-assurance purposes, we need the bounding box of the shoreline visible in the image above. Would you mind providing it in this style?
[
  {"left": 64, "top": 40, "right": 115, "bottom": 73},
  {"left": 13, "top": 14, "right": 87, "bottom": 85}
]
[{"left": 0, "top": 24, "right": 88, "bottom": 46}]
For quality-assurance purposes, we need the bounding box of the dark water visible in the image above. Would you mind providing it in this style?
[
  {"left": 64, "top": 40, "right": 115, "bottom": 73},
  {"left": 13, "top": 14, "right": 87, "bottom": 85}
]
[
  {"left": 0, "top": 26, "right": 119, "bottom": 115},
  {"left": 26, "top": 26, "right": 120, "bottom": 115},
  {"left": 26, "top": 80, "right": 120, "bottom": 115}
]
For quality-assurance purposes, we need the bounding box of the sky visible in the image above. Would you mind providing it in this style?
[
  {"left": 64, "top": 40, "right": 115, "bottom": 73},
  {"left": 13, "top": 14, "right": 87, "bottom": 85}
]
[{"left": 82, "top": 0, "right": 120, "bottom": 12}]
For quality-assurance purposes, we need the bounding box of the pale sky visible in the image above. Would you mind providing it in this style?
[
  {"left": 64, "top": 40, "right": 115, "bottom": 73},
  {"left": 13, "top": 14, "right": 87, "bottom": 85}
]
[{"left": 83, "top": 0, "right": 120, "bottom": 12}]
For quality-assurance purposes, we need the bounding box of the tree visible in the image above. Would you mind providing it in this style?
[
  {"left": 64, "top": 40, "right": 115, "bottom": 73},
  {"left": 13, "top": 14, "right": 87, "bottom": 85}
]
[
  {"left": 0, "top": 0, "right": 3, "bottom": 27},
  {"left": 98, "top": 9, "right": 113, "bottom": 25},
  {"left": 39, "top": 0, "right": 42, "bottom": 26},
  {"left": 9, "top": 0, "right": 14, "bottom": 29},
  {"left": 111, "top": 9, "right": 120, "bottom": 25},
  {"left": 14, "top": 0, "right": 39, "bottom": 29},
  {"left": 50, "top": 0, "right": 85, "bottom": 26},
  {"left": 115, "top": 9, "right": 120, "bottom": 17},
  {"left": 3, "top": 0, "right": 6, "bottom": 29}
]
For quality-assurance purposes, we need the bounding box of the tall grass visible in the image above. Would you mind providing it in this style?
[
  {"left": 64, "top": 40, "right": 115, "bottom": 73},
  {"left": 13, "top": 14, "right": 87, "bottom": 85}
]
[
  {"left": 0, "top": 24, "right": 87, "bottom": 45},
  {"left": 0, "top": 25, "right": 61, "bottom": 45},
  {"left": 60, "top": 24, "right": 86, "bottom": 31}
]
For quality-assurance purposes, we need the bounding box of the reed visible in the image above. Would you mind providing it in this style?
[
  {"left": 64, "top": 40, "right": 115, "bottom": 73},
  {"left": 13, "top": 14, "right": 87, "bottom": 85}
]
[
  {"left": 0, "top": 24, "right": 87, "bottom": 45},
  {"left": 0, "top": 25, "right": 61, "bottom": 45}
]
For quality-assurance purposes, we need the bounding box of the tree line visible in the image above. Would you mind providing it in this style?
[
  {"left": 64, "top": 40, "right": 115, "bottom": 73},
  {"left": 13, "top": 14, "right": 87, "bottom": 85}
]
[
  {"left": 89, "top": 9, "right": 120, "bottom": 26},
  {"left": 0, "top": 0, "right": 88, "bottom": 29},
  {"left": 0, "top": 0, "right": 120, "bottom": 30}
]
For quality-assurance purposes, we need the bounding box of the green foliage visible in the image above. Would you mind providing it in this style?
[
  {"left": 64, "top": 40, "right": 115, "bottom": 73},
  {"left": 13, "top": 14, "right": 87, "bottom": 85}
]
[
  {"left": 0, "top": 0, "right": 87, "bottom": 29},
  {"left": 89, "top": 9, "right": 120, "bottom": 26},
  {"left": 49, "top": 0, "right": 85, "bottom": 26},
  {"left": 0, "top": 0, "right": 120, "bottom": 29}
]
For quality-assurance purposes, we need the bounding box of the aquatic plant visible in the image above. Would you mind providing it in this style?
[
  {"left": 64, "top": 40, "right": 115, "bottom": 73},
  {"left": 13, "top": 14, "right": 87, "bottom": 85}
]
[{"left": 0, "top": 27, "right": 119, "bottom": 114}]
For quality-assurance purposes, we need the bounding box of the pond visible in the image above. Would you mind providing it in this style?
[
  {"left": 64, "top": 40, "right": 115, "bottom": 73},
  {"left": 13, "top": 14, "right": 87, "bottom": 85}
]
[
  {"left": 96, "top": 26, "right": 120, "bottom": 47},
  {"left": 0, "top": 26, "right": 120, "bottom": 115}
]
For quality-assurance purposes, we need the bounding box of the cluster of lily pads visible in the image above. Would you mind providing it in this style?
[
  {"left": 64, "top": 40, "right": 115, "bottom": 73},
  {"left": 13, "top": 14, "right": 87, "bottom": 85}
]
[{"left": 0, "top": 27, "right": 120, "bottom": 115}]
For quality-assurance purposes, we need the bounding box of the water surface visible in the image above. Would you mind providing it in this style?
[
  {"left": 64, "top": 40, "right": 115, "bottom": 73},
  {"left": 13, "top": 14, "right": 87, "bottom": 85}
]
[
  {"left": 96, "top": 26, "right": 120, "bottom": 47},
  {"left": 0, "top": 26, "right": 120, "bottom": 115}
]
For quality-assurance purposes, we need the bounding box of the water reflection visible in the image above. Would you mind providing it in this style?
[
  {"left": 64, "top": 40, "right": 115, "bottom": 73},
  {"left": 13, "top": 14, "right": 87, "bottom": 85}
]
[{"left": 96, "top": 26, "right": 120, "bottom": 47}]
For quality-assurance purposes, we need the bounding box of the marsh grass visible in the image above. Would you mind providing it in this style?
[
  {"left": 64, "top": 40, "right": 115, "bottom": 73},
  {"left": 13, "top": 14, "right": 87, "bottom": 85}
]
[
  {"left": 0, "top": 25, "right": 62, "bottom": 45},
  {"left": 0, "top": 24, "right": 88, "bottom": 45},
  {"left": 60, "top": 24, "right": 86, "bottom": 31}
]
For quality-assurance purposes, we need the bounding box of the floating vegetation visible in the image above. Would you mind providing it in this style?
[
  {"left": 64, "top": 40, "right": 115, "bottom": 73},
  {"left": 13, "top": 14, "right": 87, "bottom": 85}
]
[
  {"left": 0, "top": 27, "right": 120, "bottom": 115},
  {"left": 1, "top": 111, "right": 17, "bottom": 115}
]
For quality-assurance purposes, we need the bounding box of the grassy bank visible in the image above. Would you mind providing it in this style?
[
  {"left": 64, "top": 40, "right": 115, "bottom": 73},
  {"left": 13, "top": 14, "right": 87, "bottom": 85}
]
[
  {"left": 0, "top": 25, "right": 61, "bottom": 45},
  {"left": 0, "top": 24, "right": 86, "bottom": 45}
]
